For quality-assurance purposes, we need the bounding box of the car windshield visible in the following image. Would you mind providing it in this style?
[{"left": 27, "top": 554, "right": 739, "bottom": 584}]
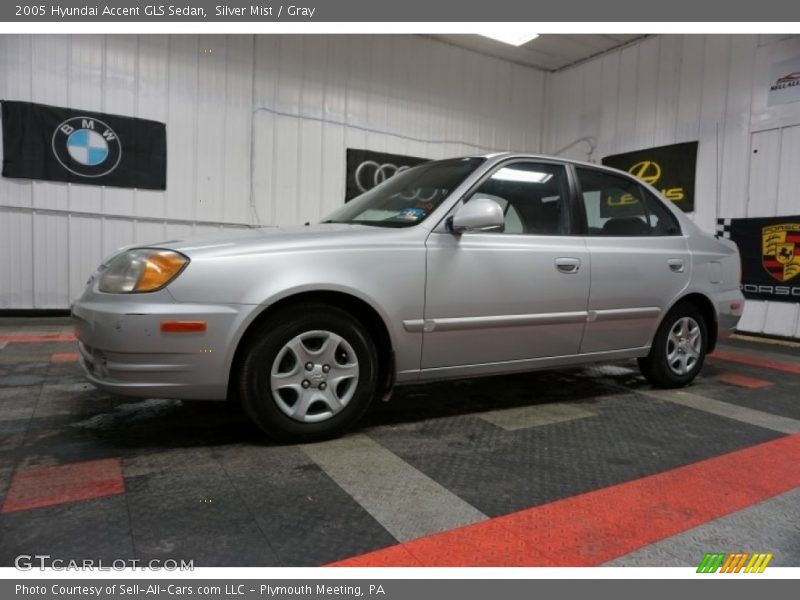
[{"left": 323, "top": 157, "right": 485, "bottom": 227}]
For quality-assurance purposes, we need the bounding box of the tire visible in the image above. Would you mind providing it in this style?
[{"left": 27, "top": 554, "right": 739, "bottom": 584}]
[
  {"left": 237, "top": 303, "right": 378, "bottom": 442},
  {"left": 638, "top": 302, "right": 708, "bottom": 388}
]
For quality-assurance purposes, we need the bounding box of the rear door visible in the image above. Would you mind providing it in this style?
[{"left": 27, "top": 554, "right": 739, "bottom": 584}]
[{"left": 573, "top": 166, "right": 691, "bottom": 353}]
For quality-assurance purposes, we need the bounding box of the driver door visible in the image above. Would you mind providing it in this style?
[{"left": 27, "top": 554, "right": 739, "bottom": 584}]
[{"left": 421, "top": 160, "right": 590, "bottom": 370}]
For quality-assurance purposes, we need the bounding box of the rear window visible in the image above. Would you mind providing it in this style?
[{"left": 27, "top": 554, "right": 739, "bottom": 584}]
[{"left": 576, "top": 167, "right": 681, "bottom": 236}]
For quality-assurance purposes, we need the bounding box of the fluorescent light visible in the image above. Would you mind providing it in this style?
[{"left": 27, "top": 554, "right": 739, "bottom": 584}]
[
  {"left": 492, "top": 168, "right": 552, "bottom": 184},
  {"left": 479, "top": 32, "right": 540, "bottom": 47}
]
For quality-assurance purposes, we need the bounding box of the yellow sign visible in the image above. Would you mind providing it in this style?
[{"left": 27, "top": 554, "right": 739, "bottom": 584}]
[
  {"left": 627, "top": 160, "right": 685, "bottom": 202},
  {"left": 628, "top": 160, "right": 662, "bottom": 185}
]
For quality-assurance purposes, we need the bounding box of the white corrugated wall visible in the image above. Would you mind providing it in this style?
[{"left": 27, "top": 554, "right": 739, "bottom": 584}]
[
  {"left": 0, "top": 34, "right": 547, "bottom": 308},
  {"left": 544, "top": 34, "right": 800, "bottom": 339},
  {"left": 5, "top": 33, "right": 800, "bottom": 339}
]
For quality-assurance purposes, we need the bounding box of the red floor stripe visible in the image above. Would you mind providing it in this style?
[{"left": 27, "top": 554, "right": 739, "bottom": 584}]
[
  {"left": 0, "top": 333, "right": 76, "bottom": 343},
  {"left": 713, "top": 372, "right": 773, "bottom": 389},
  {"left": 50, "top": 352, "right": 79, "bottom": 363},
  {"left": 1, "top": 458, "right": 124, "bottom": 514},
  {"left": 330, "top": 434, "right": 800, "bottom": 567},
  {"left": 710, "top": 350, "right": 800, "bottom": 375}
]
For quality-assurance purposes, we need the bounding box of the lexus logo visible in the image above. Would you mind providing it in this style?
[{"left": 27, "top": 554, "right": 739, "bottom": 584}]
[{"left": 628, "top": 160, "right": 662, "bottom": 185}]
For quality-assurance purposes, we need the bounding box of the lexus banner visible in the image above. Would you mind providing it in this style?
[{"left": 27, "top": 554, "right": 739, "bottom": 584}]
[
  {"left": 717, "top": 216, "right": 800, "bottom": 303},
  {"left": 602, "top": 141, "right": 698, "bottom": 212},
  {"left": 1, "top": 100, "right": 167, "bottom": 190},
  {"left": 345, "top": 148, "right": 428, "bottom": 202}
]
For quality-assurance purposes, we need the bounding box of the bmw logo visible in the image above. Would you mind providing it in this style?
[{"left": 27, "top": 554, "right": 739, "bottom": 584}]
[{"left": 52, "top": 117, "right": 122, "bottom": 178}]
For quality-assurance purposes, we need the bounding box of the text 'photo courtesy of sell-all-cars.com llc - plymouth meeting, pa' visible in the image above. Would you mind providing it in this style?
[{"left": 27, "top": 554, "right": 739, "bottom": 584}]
[{"left": 71, "top": 153, "right": 744, "bottom": 442}]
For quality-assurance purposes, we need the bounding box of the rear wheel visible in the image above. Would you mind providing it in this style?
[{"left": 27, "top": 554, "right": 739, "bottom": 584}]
[
  {"left": 238, "top": 303, "right": 378, "bottom": 442},
  {"left": 638, "top": 303, "right": 708, "bottom": 388}
]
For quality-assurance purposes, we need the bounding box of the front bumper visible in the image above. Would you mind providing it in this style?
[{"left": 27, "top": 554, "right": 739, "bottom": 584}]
[{"left": 72, "top": 289, "right": 253, "bottom": 400}]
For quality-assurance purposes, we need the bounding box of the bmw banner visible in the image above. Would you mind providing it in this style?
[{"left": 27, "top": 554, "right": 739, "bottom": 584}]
[
  {"left": 1, "top": 100, "right": 166, "bottom": 190},
  {"left": 717, "top": 216, "right": 800, "bottom": 303},
  {"left": 345, "top": 148, "right": 428, "bottom": 202},
  {"left": 602, "top": 141, "right": 698, "bottom": 213}
]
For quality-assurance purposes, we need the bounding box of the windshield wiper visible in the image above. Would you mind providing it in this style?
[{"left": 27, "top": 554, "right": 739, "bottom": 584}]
[
  {"left": 352, "top": 220, "right": 409, "bottom": 228},
  {"left": 321, "top": 220, "right": 407, "bottom": 228}
]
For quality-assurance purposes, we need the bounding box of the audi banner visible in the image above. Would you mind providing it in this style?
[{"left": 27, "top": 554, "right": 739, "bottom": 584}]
[
  {"left": 717, "top": 216, "right": 800, "bottom": 303},
  {"left": 602, "top": 141, "right": 698, "bottom": 213},
  {"left": 1, "top": 100, "right": 167, "bottom": 190},
  {"left": 345, "top": 148, "right": 429, "bottom": 202}
]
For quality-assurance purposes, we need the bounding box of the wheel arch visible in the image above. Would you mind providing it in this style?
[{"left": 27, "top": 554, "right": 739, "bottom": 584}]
[
  {"left": 227, "top": 290, "right": 395, "bottom": 400},
  {"left": 665, "top": 292, "right": 719, "bottom": 353}
]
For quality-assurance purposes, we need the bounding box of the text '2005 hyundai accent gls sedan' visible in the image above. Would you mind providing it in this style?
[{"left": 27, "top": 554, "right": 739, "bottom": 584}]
[{"left": 72, "top": 154, "right": 744, "bottom": 441}]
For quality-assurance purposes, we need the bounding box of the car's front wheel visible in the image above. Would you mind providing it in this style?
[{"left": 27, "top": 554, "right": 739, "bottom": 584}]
[
  {"left": 638, "top": 302, "right": 708, "bottom": 388},
  {"left": 238, "top": 303, "right": 378, "bottom": 442}
]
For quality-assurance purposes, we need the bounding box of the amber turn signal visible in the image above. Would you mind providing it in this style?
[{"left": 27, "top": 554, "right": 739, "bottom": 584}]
[{"left": 134, "top": 251, "right": 190, "bottom": 292}]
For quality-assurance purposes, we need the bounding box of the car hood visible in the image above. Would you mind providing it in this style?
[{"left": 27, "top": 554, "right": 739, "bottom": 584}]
[{"left": 149, "top": 223, "right": 411, "bottom": 258}]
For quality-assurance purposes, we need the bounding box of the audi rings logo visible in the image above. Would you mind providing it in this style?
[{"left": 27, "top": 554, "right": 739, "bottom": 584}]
[
  {"left": 353, "top": 160, "right": 437, "bottom": 202},
  {"left": 345, "top": 149, "right": 429, "bottom": 202},
  {"left": 354, "top": 161, "right": 410, "bottom": 194},
  {"left": 52, "top": 117, "right": 122, "bottom": 178}
]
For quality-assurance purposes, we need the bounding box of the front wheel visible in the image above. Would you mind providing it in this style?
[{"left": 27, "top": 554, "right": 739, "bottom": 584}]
[
  {"left": 638, "top": 303, "right": 708, "bottom": 388},
  {"left": 237, "top": 303, "right": 378, "bottom": 442}
]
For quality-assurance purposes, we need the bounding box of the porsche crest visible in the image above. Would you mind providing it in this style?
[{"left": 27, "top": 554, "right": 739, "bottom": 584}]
[{"left": 762, "top": 223, "right": 800, "bottom": 282}]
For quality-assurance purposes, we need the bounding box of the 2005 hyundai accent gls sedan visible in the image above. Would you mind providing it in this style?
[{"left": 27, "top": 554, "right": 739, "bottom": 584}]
[{"left": 72, "top": 153, "right": 744, "bottom": 441}]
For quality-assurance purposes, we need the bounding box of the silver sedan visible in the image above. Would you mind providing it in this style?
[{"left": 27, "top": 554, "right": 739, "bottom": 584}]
[{"left": 72, "top": 154, "right": 744, "bottom": 441}]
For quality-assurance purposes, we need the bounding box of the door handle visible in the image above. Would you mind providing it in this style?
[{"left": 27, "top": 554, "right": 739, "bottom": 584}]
[
  {"left": 668, "top": 258, "right": 685, "bottom": 273},
  {"left": 555, "top": 257, "right": 581, "bottom": 274}
]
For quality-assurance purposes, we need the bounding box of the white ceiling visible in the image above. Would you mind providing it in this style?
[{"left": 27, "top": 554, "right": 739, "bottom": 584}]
[{"left": 428, "top": 34, "right": 646, "bottom": 72}]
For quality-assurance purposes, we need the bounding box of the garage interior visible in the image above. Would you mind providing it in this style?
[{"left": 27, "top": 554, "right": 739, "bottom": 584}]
[{"left": 1, "top": 33, "right": 800, "bottom": 567}]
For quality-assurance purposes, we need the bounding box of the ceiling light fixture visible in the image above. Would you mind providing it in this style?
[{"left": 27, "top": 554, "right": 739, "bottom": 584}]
[
  {"left": 479, "top": 32, "right": 540, "bottom": 47},
  {"left": 492, "top": 168, "right": 552, "bottom": 184}
]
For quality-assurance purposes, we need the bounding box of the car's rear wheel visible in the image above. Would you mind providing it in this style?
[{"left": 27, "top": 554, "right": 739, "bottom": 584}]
[
  {"left": 238, "top": 303, "right": 378, "bottom": 442},
  {"left": 638, "top": 302, "right": 708, "bottom": 388}
]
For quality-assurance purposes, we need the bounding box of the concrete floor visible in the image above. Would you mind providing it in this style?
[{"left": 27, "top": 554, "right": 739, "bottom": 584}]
[{"left": 1, "top": 317, "right": 799, "bottom": 568}]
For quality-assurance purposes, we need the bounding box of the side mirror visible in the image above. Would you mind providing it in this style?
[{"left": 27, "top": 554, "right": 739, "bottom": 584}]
[{"left": 449, "top": 198, "right": 504, "bottom": 234}]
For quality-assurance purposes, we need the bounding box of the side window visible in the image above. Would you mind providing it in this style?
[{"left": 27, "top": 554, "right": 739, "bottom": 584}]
[
  {"left": 641, "top": 187, "right": 682, "bottom": 236},
  {"left": 576, "top": 167, "right": 650, "bottom": 237},
  {"left": 465, "top": 162, "right": 571, "bottom": 235}
]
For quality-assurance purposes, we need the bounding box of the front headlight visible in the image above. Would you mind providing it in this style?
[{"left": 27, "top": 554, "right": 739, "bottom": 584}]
[{"left": 98, "top": 249, "right": 189, "bottom": 293}]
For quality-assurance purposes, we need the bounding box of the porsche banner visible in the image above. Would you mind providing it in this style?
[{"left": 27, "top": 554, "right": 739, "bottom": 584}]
[
  {"left": 345, "top": 148, "right": 428, "bottom": 202},
  {"left": 1, "top": 100, "right": 166, "bottom": 190},
  {"left": 602, "top": 141, "right": 698, "bottom": 212},
  {"left": 717, "top": 216, "right": 800, "bottom": 303}
]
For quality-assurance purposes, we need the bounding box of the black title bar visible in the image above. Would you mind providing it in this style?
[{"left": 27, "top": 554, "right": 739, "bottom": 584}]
[{"left": 4, "top": 0, "right": 800, "bottom": 22}]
